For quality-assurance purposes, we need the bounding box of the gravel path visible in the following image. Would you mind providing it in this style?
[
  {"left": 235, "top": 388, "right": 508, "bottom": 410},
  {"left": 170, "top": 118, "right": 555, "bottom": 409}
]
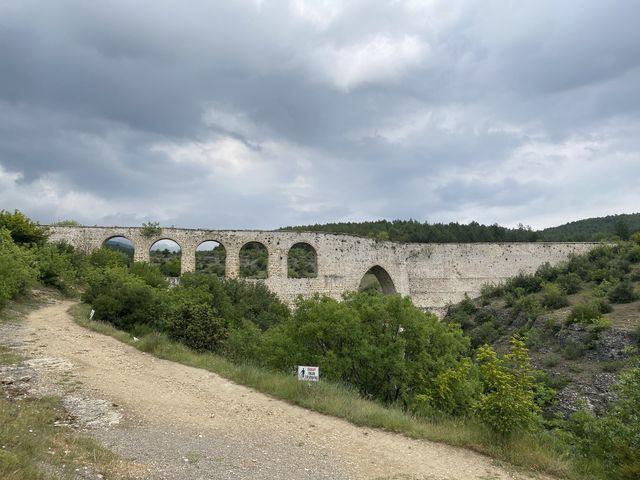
[{"left": 5, "top": 300, "right": 550, "bottom": 480}]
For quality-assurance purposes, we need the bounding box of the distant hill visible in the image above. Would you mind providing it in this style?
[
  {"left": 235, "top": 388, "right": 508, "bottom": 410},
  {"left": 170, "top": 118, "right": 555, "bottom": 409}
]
[
  {"left": 538, "top": 213, "right": 640, "bottom": 242},
  {"left": 280, "top": 213, "right": 640, "bottom": 243}
]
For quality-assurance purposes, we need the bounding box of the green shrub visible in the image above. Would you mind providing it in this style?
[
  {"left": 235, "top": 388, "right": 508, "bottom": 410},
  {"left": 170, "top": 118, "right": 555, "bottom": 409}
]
[
  {"left": 82, "top": 267, "right": 163, "bottom": 330},
  {"left": 557, "top": 272, "right": 582, "bottom": 294},
  {"left": 470, "top": 320, "right": 500, "bottom": 348},
  {"left": 89, "top": 247, "right": 130, "bottom": 268},
  {"left": 222, "top": 278, "right": 290, "bottom": 331},
  {"left": 567, "top": 300, "right": 612, "bottom": 325},
  {"left": 541, "top": 283, "right": 569, "bottom": 309},
  {"left": 129, "top": 262, "right": 168, "bottom": 288},
  {"left": 505, "top": 273, "right": 543, "bottom": 295},
  {"left": 163, "top": 301, "right": 227, "bottom": 352},
  {"left": 569, "top": 366, "right": 640, "bottom": 479},
  {"left": 586, "top": 316, "right": 612, "bottom": 333},
  {"left": 524, "top": 328, "right": 545, "bottom": 351},
  {"left": 473, "top": 337, "right": 541, "bottom": 436},
  {"left": 480, "top": 283, "right": 503, "bottom": 301},
  {"left": 262, "top": 291, "right": 470, "bottom": 405},
  {"left": 414, "top": 358, "right": 481, "bottom": 417},
  {"left": 541, "top": 352, "right": 561, "bottom": 368},
  {"left": 535, "top": 262, "right": 560, "bottom": 282},
  {"left": 0, "top": 228, "right": 37, "bottom": 308},
  {"left": 141, "top": 221, "right": 162, "bottom": 238},
  {"left": 625, "top": 245, "right": 640, "bottom": 263},
  {"left": 608, "top": 280, "right": 639, "bottom": 304},
  {"left": 566, "top": 254, "right": 593, "bottom": 281},
  {"left": 33, "top": 242, "right": 79, "bottom": 293},
  {"left": 512, "top": 294, "right": 542, "bottom": 321},
  {"left": 0, "top": 209, "right": 49, "bottom": 245},
  {"left": 563, "top": 342, "right": 587, "bottom": 360}
]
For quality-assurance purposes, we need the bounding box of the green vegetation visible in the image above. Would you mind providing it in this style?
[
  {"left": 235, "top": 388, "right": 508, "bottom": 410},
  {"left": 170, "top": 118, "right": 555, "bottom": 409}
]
[
  {"left": 287, "top": 243, "right": 317, "bottom": 278},
  {"left": 150, "top": 248, "right": 181, "bottom": 276},
  {"left": 195, "top": 244, "right": 226, "bottom": 276},
  {"left": 140, "top": 221, "right": 162, "bottom": 238},
  {"left": 0, "top": 209, "right": 49, "bottom": 245},
  {"left": 239, "top": 241, "right": 268, "bottom": 278},
  {"left": 2, "top": 209, "right": 639, "bottom": 479},
  {"left": 446, "top": 235, "right": 640, "bottom": 479}
]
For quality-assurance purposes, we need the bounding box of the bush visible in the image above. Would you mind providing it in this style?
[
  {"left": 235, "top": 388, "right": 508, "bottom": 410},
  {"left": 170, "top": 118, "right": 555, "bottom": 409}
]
[
  {"left": 469, "top": 320, "right": 500, "bottom": 348},
  {"left": 505, "top": 273, "right": 543, "bottom": 295},
  {"left": 82, "top": 267, "right": 163, "bottom": 330},
  {"left": 89, "top": 247, "right": 130, "bottom": 268},
  {"left": 414, "top": 358, "right": 481, "bottom": 417},
  {"left": 512, "top": 294, "right": 542, "bottom": 321},
  {"left": 33, "top": 243, "right": 78, "bottom": 293},
  {"left": 141, "top": 221, "right": 162, "bottom": 238},
  {"left": 567, "top": 300, "right": 612, "bottom": 325},
  {"left": 0, "top": 209, "right": 49, "bottom": 245},
  {"left": 557, "top": 272, "right": 582, "bottom": 294},
  {"left": 541, "top": 352, "right": 561, "bottom": 368},
  {"left": 163, "top": 300, "right": 227, "bottom": 352},
  {"left": 535, "top": 262, "right": 560, "bottom": 282},
  {"left": 129, "top": 262, "right": 168, "bottom": 288},
  {"left": 541, "top": 283, "right": 569, "bottom": 309},
  {"left": 563, "top": 342, "right": 587, "bottom": 360},
  {"left": 473, "top": 337, "right": 541, "bottom": 436},
  {"left": 0, "top": 228, "right": 37, "bottom": 308},
  {"left": 626, "top": 245, "right": 640, "bottom": 263},
  {"left": 569, "top": 366, "right": 640, "bottom": 479},
  {"left": 262, "top": 291, "right": 470, "bottom": 405},
  {"left": 608, "top": 280, "right": 639, "bottom": 304}
]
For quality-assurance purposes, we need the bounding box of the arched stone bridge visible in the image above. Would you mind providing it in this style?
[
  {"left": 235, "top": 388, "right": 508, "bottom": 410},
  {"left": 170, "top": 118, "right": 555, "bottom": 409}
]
[{"left": 48, "top": 226, "right": 596, "bottom": 315}]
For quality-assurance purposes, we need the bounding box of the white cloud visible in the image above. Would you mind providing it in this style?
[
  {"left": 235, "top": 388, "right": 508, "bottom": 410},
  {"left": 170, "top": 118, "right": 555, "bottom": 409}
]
[{"left": 312, "top": 34, "right": 428, "bottom": 90}]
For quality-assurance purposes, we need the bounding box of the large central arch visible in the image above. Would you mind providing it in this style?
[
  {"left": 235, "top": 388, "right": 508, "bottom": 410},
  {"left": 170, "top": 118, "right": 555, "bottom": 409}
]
[{"left": 359, "top": 265, "right": 397, "bottom": 294}]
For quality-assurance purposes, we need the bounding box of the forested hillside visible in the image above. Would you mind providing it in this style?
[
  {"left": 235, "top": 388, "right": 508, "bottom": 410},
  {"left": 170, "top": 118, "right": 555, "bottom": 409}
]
[
  {"left": 538, "top": 213, "right": 640, "bottom": 241},
  {"left": 281, "top": 213, "right": 640, "bottom": 243}
]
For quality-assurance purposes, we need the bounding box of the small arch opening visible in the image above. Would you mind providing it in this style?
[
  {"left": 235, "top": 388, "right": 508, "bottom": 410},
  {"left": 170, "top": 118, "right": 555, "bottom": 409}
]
[
  {"left": 358, "top": 265, "right": 396, "bottom": 295},
  {"left": 287, "top": 243, "right": 317, "bottom": 278},
  {"left": 150, "top": 239, "right": 182, "bottom": 277},
  {"left": 103, "top": 236, "right": 134, "bottom": 264},
  {"left": 196, "top": 240, "right": 226, "bottom": 277},
  {"left": 239, "top": 241, "right": 268, "bottom": 279}
]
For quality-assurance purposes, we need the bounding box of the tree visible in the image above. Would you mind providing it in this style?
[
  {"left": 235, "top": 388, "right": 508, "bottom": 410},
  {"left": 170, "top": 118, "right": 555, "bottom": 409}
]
[
  {"left": 614, "top": 220, "right": 631, "bottom": 241},
  {"left": 0, "top": 209, "right": 49, "bottom": 245}
]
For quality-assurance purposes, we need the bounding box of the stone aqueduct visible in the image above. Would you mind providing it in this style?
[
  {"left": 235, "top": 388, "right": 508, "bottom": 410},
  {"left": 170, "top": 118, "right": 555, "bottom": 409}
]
[{"left": 48, "top": 226, "right": 596, "bottom": 315}]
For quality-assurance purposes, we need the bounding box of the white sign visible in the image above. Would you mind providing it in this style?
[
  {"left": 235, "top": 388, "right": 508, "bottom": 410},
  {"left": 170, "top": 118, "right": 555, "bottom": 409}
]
[
  {"left": 297, "top": 366, "right": 319, "bottom": 382},
  {"left": 89, "top": 309, "right": 95, "bottom": 320}
]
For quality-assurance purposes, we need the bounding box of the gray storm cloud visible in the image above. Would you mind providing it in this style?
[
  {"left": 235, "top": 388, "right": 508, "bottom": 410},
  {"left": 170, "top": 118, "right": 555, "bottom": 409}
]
[{"left": 0, "top": 0, "right": 638, "bottom": 229}]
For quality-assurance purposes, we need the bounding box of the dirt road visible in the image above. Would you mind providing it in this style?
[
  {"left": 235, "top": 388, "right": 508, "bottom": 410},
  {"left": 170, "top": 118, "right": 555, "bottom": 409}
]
[{"left": 9, "top": 300, "right": 546, "bottom": 480}]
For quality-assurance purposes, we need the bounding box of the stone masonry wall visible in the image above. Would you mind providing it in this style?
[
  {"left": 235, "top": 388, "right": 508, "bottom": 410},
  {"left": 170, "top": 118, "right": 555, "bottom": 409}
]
[{"left": 48, "top": 226, "right": 596, "bottom": 315}]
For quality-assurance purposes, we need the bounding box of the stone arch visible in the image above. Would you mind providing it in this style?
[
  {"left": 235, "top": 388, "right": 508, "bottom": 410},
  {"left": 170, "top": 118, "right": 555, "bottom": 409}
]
[
  {"left": 287, "top": 242, "right": 318, "bottom": 278},
  {"left": 358, "top": 265, "right": 397, "bottom": 295},
  {"left": 102, "top": 235, "right": 134, "bottom": 264},
  {"left": 149, "top": 238, "right": 182, "bottom": 277},
  {"left": 195, "top": 240, "right": 226, "bottom": 277},
  {"left": 239, "top": 241, "right": 268, "bottom": 279}
]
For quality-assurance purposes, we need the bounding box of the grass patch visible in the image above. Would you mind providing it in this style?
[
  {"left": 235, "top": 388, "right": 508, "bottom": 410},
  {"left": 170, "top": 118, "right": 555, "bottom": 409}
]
[
  {"left": 0, "top": 393, "right": 136, "bottom": 480},
  {"left": 70, "top": 302, "right": 578, "bottom": 479}
]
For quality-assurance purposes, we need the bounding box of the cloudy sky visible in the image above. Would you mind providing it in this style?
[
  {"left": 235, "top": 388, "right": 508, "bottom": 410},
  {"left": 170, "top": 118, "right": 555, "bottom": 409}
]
[{"left": 1, "top": 0, "right": 639, "bottom": 230}]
